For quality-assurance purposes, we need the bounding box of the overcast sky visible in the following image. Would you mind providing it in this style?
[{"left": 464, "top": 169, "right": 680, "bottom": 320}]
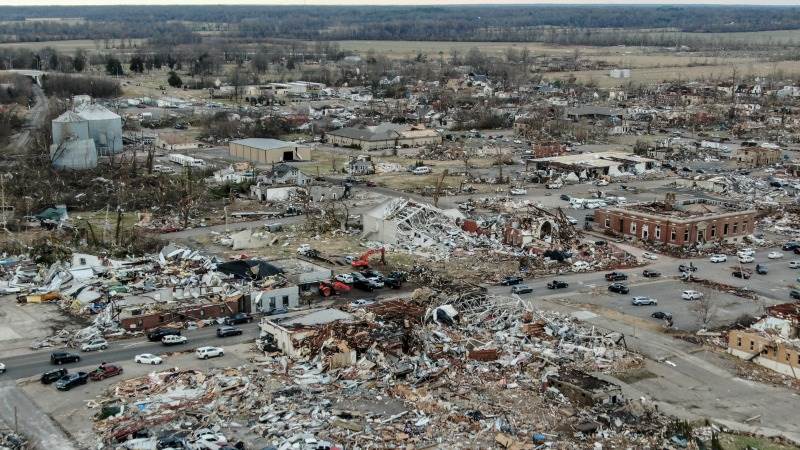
[{"left": 1, "top": 1, "right": 799, "bottom": 6}]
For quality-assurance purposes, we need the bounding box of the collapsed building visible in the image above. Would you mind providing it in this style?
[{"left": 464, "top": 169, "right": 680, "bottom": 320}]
[
  {"left": 728, "top": 303, "right": 800, "bottom": 379},
  {"left": 593, "top": 196, "right": 757, "bottom": 246},
  {"left": 530, "top": 151, "right": 659, "bottom": 181}
]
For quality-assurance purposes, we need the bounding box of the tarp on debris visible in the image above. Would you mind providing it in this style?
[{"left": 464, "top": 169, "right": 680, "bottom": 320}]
[{"left": 215, "top": 260, "right": 283, "bottom": 280}]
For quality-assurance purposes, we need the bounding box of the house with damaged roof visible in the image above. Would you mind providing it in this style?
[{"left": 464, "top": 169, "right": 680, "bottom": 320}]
[{"left": 326, "top": 123, "right": 441, "bottom": 150}]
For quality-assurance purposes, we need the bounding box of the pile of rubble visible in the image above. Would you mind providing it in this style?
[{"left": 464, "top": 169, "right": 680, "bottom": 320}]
[
  {"left": 93, "top": 290, "right": 681, "bottom": 449},
  {"left": 0, "top": 429, "right": 27, "bottom": 449}
]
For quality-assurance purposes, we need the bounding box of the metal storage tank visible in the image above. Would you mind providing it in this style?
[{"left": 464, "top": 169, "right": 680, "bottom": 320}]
[
  {"left": 50, "top": 139, "right": 98, "bottom": 170},
  {"left": 74, "top": 103, "right": 123, "bottom": 155},
  {"left": 51, "top": 111, "right": 89, "bottom": 149}
]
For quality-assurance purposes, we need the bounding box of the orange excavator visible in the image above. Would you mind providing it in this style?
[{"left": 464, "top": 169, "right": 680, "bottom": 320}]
[
  {"left": 351, "top": 247, "right": 386, "bottom": 269},
  {"left": 319, "top": 280, "right": 352, "bottom": 297}
]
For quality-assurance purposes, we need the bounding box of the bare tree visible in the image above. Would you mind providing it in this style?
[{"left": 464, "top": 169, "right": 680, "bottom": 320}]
[{"left": 691, "top": 288, "right": 717, "bottom": 330}]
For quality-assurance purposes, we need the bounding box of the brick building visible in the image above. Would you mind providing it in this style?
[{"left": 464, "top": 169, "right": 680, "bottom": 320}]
[
  {"left": 593, "top": 199, "right": 756, "bottom": 246},
  {"left": 119, "top": 296, "right": 243, "bottom": 331},
  {"left": 727, "top": 303, "right": 800, "bottom": 379}
]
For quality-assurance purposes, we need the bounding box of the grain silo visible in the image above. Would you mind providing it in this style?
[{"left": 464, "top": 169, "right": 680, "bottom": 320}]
[
  {"left": 50, "top": 139, "right": 98, "bottom": 170},
  {"left": 51, "top": 111, "right": 89, "bottom": 149},
  {"left": 74, "top": 103, "right": 123, "bottom": 155}
]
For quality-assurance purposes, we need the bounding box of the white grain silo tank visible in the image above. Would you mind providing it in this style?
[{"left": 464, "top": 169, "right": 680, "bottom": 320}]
[
  {"left": 74, "top": 103, "right": 123, "bottom": 155},
  {"left": 51, "top": 111, "right": 89, "bottom": 149}
]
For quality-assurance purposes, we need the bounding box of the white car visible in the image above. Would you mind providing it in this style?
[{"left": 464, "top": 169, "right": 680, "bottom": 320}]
[
  {"left": 737, "top": 255, "right": 755, "bottom": 263},
  {"left": 641, "top": 252, "right": 658, "bottom": 260},
  {"left": 768, "top": 251, "right": 784, "bottom": 259},
  {"left": 572, "top": 261, "right": 591, "bottom": 271},
  {"left": 135, "top": 353, "right": 163, "bottom": 365},
  {"left": 682, "top": 290, "right": 704, "bottom": 301},
  {"left": 709, "top": 254, "right": 727, "bottom": 263},
  {"left": 81, "top": 339, "right": 108, "bottom": 352},
  {"left": 0, "top": 362, "right": 5, "bottom": 374},
  {"left": 738, "top": 248, "right": 755, "bottom": 257},
  {"left": 411, "top": 166, "right": 431, "bottom": 175},
  {"left": 509, "top": 188, "right": 527, "bottom": 195},
  {"left": 632, "top": 296, "right": 657, "bottom": 306},
  {"left": 192, "top": 429, "right": 228, "bottom": 450},
  {"left": 595, "top": 180, "right": 609, "bottom": 186},
  {"left": 789, "top": 260, "right": 800, "bottom": 269},
  {"left": 350, "top": 298, "right": 375, "bottom": 308},
  {"left": 161, "top": 335, "right": 188, "bottom": 345},
  {"left": 196, "top": 346, "right": 224, "bottom": 360},
  {"left": 334, "top": 273, "right": 354, "bottom": 284},
  {"left": 566, "top": 216, "right": 579, "bottom": 225}
]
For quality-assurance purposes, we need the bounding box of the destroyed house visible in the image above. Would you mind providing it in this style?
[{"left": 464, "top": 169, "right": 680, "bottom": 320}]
[
  {"left": 564, "top": 106, "right": 624, "bottom": 122},
  {"left": 326, "top": 123, "right": 441, "bottom": 150},
  {"left": 256, "top": 163, "right": 311, "bottom": 186},
  {"left": 118, "top": 294, "right": 243, "bottom": 331},
  {"left": 728, "top": 303, "right": 800, "bottom": 379},
  {"left": 547, "top": 370, "right": 624, "bottom": 406},
  {"left": 531, "top": 151, "right": 658, "bottom": 179},
  {"left": 259, "top": 308, "right": 355, "bottom": 358},
  {"left": 594, "top": 198, "right": 756, "bottom": 246}
]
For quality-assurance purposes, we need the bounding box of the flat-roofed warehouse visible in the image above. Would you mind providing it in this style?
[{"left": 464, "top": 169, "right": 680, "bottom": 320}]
[{"left": 229, "top": 138, "right": 312, "bottom": 163}]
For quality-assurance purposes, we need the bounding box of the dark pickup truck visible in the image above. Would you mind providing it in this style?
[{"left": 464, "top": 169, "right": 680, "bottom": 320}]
[
  {"left": 223, "top": 313, "right": 253, "bottom": 325},
  {"left": 604, "top": 272, "right": 628, "bottom": 282},
  {"left": 55, "top": 372, "right": 89, "bottom": 391},
  {"left": 146, "top": 328, "right": 181, "bottom": 342},
  {"left": 50, "top": 352, "right": 81, "bottom": 365}
]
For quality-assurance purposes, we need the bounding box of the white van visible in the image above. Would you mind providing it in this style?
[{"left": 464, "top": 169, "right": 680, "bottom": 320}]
[{"left": 412, "top": 166, "right": 432, "bottom": 175}]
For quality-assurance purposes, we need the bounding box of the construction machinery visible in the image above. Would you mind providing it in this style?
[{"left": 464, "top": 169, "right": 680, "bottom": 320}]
[
  {"left": 351, "top": 247, "right": 386, "bottom": 268},
  {"left": 319, "top": 280, "right": 352, "bottom": 297}
]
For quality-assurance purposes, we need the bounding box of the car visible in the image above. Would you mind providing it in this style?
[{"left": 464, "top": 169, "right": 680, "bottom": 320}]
[
  {"left": 216, "top": 326, "right": 242, "bottom": 338},
  {"left": 196, "top": 346, "right": 224, "bottom": 360},
  {"left": 41, "top": 368, "right": 68, "bottom": 384},
  {"left": 510, "top": 188, "right": 527, "bottom": 195},
  {"left": 782, "top": 242, "right": 800, "bottom": 251},
  {"left": 651, "top": 311, "right": 673, "bottom": 320},
  {"left": 511, "top": 285, "right": 533, "bottom": 294},
  {"left": 223, "top": 313, "right": 252, "bottom": 325},
  {"left": 89, "top": 364, "right": 123, "bottom": 381},
  {"left": 755, "top": 264, "right": 768, "bottom": 275},
  {"left": 147, "top": 328, "right": 181, "bottom": 342},
  {"left": 768, "top": 251, "right": 785, "bottom": 259},
  {"left": 632, "top": 296, "right": 657, "bottom": 306},
  {"left": 265, "top": 307, "right": 288, "bottom": 316},
  {"left": 678, "top": 263, "right": 698, "bottom": 273},
  {"left": 790, "top": 261, "right": 800, "bottom": 269},
  {"left": 738, "top": 248, "right": 755, "bottom": 257},
  {"left": 560, "top": 194, "right": 571, "bottom": 201},
  {"left": 791, "top": 290, "right": 800, "bottom": 300},
  {"left": 547, "top": 280, "right": 569, "bottom": 289},
  {"left": 572, "top": 261, "right": 591, "bottom": 271},
  {"left": 55, "top": 372, "right": 89, "bottom": 391},
  {"left": 608, "top": 283, "right": 629, "bottom": 294},
  {"left": 353, "top": 278, "right": 381, "bottom": 291},
  {"left": 350, "top": 298, "right": 375, "bottom": 308},
  {"left": 732, "top": 270, "right": 751, "bottom": 279},
  {"left": 0, "top": 362, "right": 5, "bottom": 374},
  {"left": 80, "top": 339, "right": 108, "bottom": 352},
  {"left": 605, "top": 272, "right": 628, "bottom": 282},
  {"left": 162, "top": 335, "right": 188, "bottom": 346},
  {"left": 383, "top": 276, "right": 404, "bottom": 289},
  {"left": 50, "top": 352, "right": 81, "bottom": 365},
  {"left": 135, "top": 353, "right": 163, "bottom": 365},
  {"left": 709, "top": 254, "right": 728, "bottom": 263},
  {"left": 595, "top": 179, "right": 609, "bottom": 186},
  {"left": 335, "top": 273, "right": 354, "bottom": 284},
  {"left": 365, "top": 276, "right": 384, "bottom": 288},
  {"left": 500, "top": 276, "right": 524, "bottom": 286},
  {"left": 642, "top": 269, "right": 661, "bottom": 278},
  {"left": 738, "top": 255, "right": 755, "bottom": 263},
  {"left": 566, "top": 216, "right": 579, "bottom": 225},
  {"left": 641, "top": 252, "right": 658, "bottom": 260},
  {"left": 682, "top": 290, "right": 704, "bottom": 301}
]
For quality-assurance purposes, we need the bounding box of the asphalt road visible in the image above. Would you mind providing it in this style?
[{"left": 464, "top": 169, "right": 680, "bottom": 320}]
[{"left": 0, "top": 322, "right": 260, "bottom": 380}]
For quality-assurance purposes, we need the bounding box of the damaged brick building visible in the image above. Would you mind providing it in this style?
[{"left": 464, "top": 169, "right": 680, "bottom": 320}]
[{"left": 593, "top": 197, "right": 756, "bottom": 246}]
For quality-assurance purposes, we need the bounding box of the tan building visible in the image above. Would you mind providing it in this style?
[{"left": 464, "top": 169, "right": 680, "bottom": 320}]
[
  {"left": 728, "top": 303, "right": 800, "bottom": 379},
  {"left": 736, "top": 145, "right": 782, "bottom": 168},
  {"left": 326, "top": 123, "right": 441, "bottom": 150},
  {"left": 156, "top": 132, "right": 198, "bottom": 152},
  {"left": 229, "top": 138, "right": 312, "bottom": 163}
]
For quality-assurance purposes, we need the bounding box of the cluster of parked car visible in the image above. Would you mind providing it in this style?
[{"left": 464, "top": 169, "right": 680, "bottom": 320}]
[
  {"left": 335, "top": 270, "right": 406, "bottom": 292},
  {"left": 42, "top": 359, "right": 124, "bottom": 391}
]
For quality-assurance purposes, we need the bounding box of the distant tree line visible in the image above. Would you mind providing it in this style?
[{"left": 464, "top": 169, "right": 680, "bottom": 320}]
[
  {"left": 42, "top": 73, "right": 121, "bottom": 98},
  {"left": 1, "top": 5, "right": 800, "bottom": 44}
]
